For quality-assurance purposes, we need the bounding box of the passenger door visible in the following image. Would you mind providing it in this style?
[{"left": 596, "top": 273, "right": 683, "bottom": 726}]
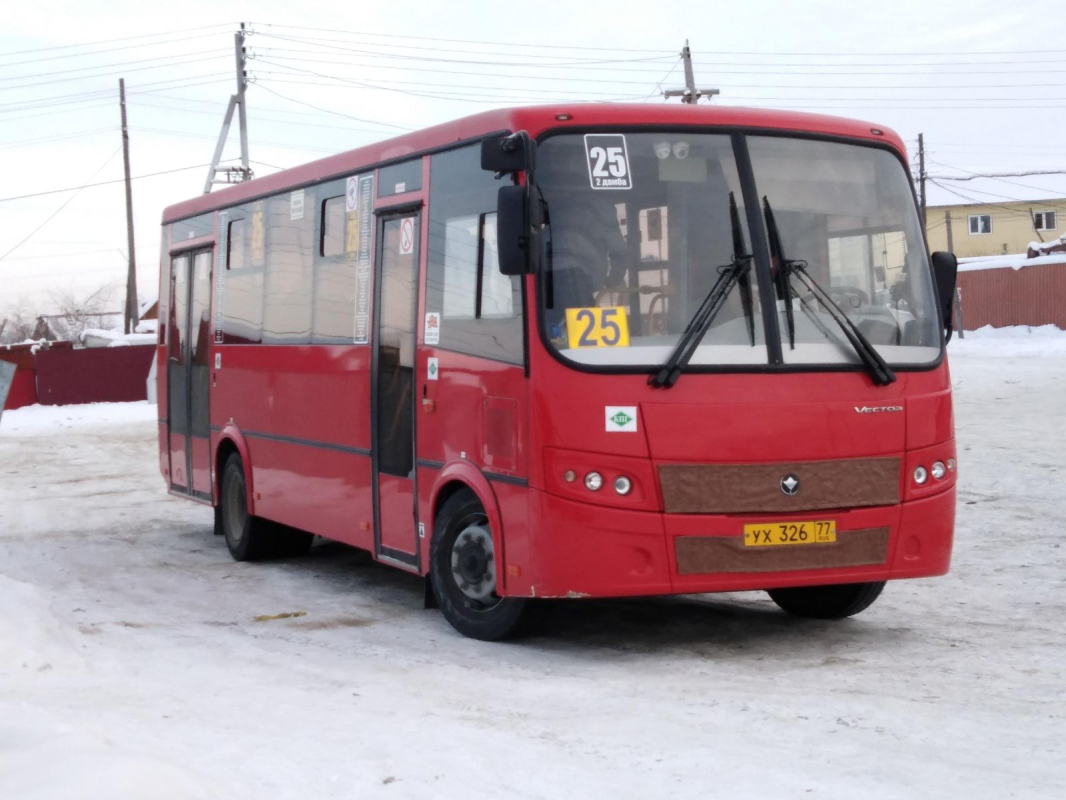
[
  {"left": 372, "top": 212, "right": 421, "bottom": 566},
  {"left": 166, "top": 248, "right": 213, "bottom": 498}
]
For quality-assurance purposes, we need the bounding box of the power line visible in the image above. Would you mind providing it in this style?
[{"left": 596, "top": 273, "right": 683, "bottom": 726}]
[
  {"left": 0, "top": 126, "right": 116, "bottom": 149},
  {"left": 0, "top": 73, "right": 232, "bottom": 112},
  {"left": 252, "top": 23, "right": 1066, "bottom": 58},
  {"left": 251, "top": 23, "right": 674, "bottom": 53},
  {"left": 0, "top": 54, "right": 232, "bottom": 93},
  {"left": 253, "top": 82, "right": 414, "bottom": 131},
  {"left": 928, "top": 179, "right": 1045, "bottom": 215},
  {"left": 258, "top": 71, "right": 650, "bottom": 100},
  {"left": 0, "top": 162, "right": 213, "bottom": 204},
  {"left": 643, "top": 57, "right": 683, "bottom": 101},
  {"left": 0, "top": 23, "right": 236, "bottom": 59},
  {"left": 0, "top": 48, "right": 230, "bottom": 85},
  {"left": 0, "top": 148, "right": 121, "bottom": 261}
]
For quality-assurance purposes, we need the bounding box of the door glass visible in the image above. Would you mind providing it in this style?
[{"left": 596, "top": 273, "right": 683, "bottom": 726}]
[
  {"left": 168, "top": 255, "right": 190, "bottom": 436},
  {"left": 190, "top": 251, "right": 212, "bottom": 438},
  {"left": 376, "top": 216, "right": 419, "bottom": 477}
]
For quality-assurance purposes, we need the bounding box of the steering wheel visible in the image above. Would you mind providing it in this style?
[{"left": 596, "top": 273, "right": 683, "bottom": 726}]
[{"left": 827, "top": 285, "right": 868, "bottom": 309}]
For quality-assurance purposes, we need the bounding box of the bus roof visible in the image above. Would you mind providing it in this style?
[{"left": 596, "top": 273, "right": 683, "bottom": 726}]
[{"left": 162, "top": 103, "right": 905, "bottom": 224}]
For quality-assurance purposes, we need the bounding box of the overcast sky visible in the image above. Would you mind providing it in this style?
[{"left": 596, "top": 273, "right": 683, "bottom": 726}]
[{"left": 2, "top": 0, "right": 1065, "bottom": 316}]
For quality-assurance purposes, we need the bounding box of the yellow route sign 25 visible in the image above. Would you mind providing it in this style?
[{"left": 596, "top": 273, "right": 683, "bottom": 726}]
[{"left": 565, "top": 306, "right": 630, "bottom": 349}]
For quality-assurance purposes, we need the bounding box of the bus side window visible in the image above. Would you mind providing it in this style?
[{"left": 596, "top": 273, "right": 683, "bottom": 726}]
[
  {"left": 262, "top": 191, "right": 314, "bottom": 344},
  {"left": 313, "top": 190, "right": 357, "bottom": 344},
  {"left": 219, "top": 209, "right": 264, "bottom": 344},
  {"left": 228, "top": 219, "right": 245, "bottom": 270},
  {"left": 425, "top": 145, "right": 523, "bottom": 365},
  {"left": 320, "top": 196, "right": 345, "bottom": 257}
]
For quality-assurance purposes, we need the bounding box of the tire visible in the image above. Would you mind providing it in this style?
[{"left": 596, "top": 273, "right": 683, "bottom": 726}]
[
  {"left": 219, "top": 453, "right": 312, "bottom": 561},
  {"left": 430, "top": 489, "right": 539, "bottom": 641},
  {"left": 767, "top": 581, "right": 886, "bottom": 620}
]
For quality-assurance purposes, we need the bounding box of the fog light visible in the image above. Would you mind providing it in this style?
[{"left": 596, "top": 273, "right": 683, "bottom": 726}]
[
  {"left": 931, "top": 461, "right": 946, "bottom": 480},
  {"left": 563, "top": 469, "right": 576, "bottom": 483},
  {"left": 913, "top": 466, "right": 928, "bottom": 485},
  {"left": 613, "top": 476, "right": 632, "bottom": 495},
  {"left": 584, "top": 471, "right": 603, "bottom": 491},
  {"left": 947, "top": 458, "right": 956, "bottom": 472}
]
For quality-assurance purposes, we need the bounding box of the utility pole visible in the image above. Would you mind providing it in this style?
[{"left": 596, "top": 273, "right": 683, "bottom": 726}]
[
  {"left": 664, "top": 40, "right": 720, "bottom": 104},
  {"left": 119, "top": 78, "right": 137, "bottom": 335},
  {"left": 204, "top": 23, "right": 253, "bottom": 193},
  {"left": 918, "top": 133, "right": 927, "bottom": 239},
  {"left": 945, "top": 209, "right": 954, "bottom": 252}
]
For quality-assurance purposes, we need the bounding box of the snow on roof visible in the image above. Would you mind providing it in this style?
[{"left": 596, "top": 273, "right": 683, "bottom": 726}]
[{"left": 958, "top": 252, "right": 1066, "bottom": 273}]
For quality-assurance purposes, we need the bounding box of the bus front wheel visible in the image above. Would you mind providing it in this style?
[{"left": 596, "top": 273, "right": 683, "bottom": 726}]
[
  {"left": 430, "top": 489, "right": 539, "bottom": 640},
  {"left": 767, "top": 581, "right": 886, "bottom": 619}
]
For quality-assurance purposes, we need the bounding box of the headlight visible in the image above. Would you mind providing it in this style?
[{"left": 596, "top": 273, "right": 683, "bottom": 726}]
[
  {"left": 913, "top": 466, "right": 928, "bottom": 485},
  {"left": 931, "top": 461, "right": 946, "bottom": 480},
  {"left": 613, "top": 476, "right": 632, "bottom": 495},
  {"left": 584, "top": 472, "right": 603, "bottom": 491}
]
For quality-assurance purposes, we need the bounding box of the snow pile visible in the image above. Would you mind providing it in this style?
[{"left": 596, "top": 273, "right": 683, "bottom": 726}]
[
  {"left": 958, "top": 252, "right": 1066, "bottom": 273},
  {"left": 0, "top": 575, "right": 80, "bottom": 673},
  {"left": 80, "top": 329, "right": 156, "bottom": 349},
  {"left": 951, "top": 324, "right": 1066, "bottom": 357},
  {"left": 0, "top": 713, "right": 219, "bottom": 800},
  {"left": 0, "top": 401, "right": 158, "bottom": 434}
]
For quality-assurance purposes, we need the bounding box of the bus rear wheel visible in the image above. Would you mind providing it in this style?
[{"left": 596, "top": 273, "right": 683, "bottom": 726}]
[
  {"left": 219, "top": 453, "right": 313, "bottom": 561},
  {"left": 767, "top": 581, "right": 886, "bottom": 619},
  {"left": 430, "top": 489, "right": 539, "bottom": 641}
]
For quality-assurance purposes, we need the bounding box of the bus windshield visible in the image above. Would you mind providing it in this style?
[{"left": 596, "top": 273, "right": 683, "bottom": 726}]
[{"left": 535, "top": 132, "right": 941, "bottom": 370}]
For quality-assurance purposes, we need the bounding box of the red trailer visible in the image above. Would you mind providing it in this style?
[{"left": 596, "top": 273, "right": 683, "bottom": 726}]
[{"left": 157, "top": 104, "right": 959, "bottom": 639}]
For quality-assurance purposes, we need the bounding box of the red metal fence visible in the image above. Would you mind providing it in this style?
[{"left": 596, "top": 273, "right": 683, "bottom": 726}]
[
  {"left": 34, "top": 345, "right": 154, "bottom": 406},
  {"left": 956, "top": 260, "right": 1066, "bottom": 330}
]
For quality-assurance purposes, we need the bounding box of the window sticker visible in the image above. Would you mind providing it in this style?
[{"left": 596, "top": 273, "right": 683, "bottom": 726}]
[
  {"left": 605, "top": 406, "right": 638, "bottom": 433},
  {"left": 290, "top": 188, "right": 305, "bottom": 220},
  {"left": 565, "top": 306, "right": 630, "bottom": 349},
  {"left": 399, "top": 217, "right": 416, "bottom": 255},
  {"left": 424, "top": 312, "right": 441, "bottom": 345},
  {"left": 352, "top": 174, "right": 374, "bottom": 344},
  {"left": 250, "top": 201, "right": 265, "bottom": 266},
  {"left": 427, "top": 356, "right": 439, "bottom": 380},
  {"left": 584, "top": 134, "right": 632, "bottom": 190},
  {"left": 345, "top": 176, "right": 359, "bottom": 213}
]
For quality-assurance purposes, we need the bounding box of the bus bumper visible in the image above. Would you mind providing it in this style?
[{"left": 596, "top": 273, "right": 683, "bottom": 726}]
[{"left": 518, "top": 486, "right": 955, "bottom": 599}]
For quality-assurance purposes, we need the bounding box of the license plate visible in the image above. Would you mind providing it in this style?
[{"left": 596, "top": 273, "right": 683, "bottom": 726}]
[{"left": 743, "top": 520, "right": 837, "bottom": 547}]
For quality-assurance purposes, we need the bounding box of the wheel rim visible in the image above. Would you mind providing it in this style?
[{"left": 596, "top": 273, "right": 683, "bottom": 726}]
[
  {"left": 449, "top": 518, "right": 499, "bottom": 608},
  {"left": 225, "top": 470, "right": 247, "bottom": 546}
]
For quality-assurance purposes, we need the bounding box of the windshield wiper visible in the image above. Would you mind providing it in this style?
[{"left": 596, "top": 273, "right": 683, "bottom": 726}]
[
  {"left": 762, "top": 197, "right": 896, "bottom": 387},
  {"left": 650, "top": 192, "right": 753, "bottom": 389}
]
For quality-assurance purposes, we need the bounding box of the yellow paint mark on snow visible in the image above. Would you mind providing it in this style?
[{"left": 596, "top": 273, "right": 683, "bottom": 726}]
[{"left": 252, "top": 611, "right": 308, "bottom": 622}]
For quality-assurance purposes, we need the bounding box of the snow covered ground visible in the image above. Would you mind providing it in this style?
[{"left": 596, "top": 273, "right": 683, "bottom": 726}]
[{"left": 1, "top": 327, "right": 1064, "bottom": 799}]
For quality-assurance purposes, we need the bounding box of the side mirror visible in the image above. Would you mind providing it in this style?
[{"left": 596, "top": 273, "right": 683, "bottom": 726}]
[
  {"left": 930, "top": 251, "right": 958, "bottom": 337},
  {"left": 481, "top": 132, "right": 536, "bottom": 174},
  {"left": 496, "top": 185, "right": 533, "bottom": 276}
]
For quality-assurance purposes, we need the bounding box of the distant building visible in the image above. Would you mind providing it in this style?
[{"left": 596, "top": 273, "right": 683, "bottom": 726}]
[{"left": 925, "top": 197, "right": 1066, "bottom": 258}]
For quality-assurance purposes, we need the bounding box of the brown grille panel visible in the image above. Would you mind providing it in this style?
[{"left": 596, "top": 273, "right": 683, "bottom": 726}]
[
  {"left": 675, "top": 527, "right": 891, "bottom": 574},
  {"left": 658, "top": 457, "right": 900, "bottom": 514}
]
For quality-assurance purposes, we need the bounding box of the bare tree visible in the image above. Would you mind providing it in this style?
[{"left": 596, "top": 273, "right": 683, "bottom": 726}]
[
  {"left": 48, "top": 283, "right": 119, "bottom": 342},
  {"left": 0, "top": 296, "right": 38, "bottom": 344}
]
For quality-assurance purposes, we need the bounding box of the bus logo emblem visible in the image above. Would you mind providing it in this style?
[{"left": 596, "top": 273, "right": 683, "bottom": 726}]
[
  {"left": 605, "top": 406, "right": 638, "bottom": 432},
  {"left": 780, "top": 474, "right": 800, "bottom": 496}
]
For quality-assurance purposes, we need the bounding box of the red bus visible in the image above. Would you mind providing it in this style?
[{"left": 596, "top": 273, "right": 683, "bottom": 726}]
[{"left": 158, "top": 104, "right": 959, "bottom": 640}]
